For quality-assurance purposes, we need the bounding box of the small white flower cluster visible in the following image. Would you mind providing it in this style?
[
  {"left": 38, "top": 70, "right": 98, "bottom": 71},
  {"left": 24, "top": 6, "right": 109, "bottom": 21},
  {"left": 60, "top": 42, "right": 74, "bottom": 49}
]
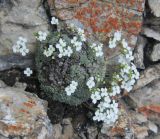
[
  {"left": 12, "top": 37, "right": 29, "bottom": 56},
  {"left": 65, "top": 81, "right": 78, "bottom": 96},
  {"left": 90, "top": 43, "right": 104, "bottom": 57},
  {"left": 37, "top": 31, "right": 47, "bottom": 42},
  {"left": 77, "top": 28, "right": 86, "bottom": 42},
  {"left": 86, "top": 77, "right": 96, "bottom": 89},
  {"left": 43, "top": 45, "right": 55, "bottom": 59},
  {"left": 109, "top": 31, "right": 122, "bottom": 48},
  {"left": 24, "top": 67, "right": 33, "bottom": 77},
  {"left": 71, "top": 36, "right": 82, "bottom": 52},
  {"left": 90, "top": 88, "right": 119, "bottom": 124},
  {"left": 118, "top": 38, "right": 140, "bottom": 92},
  {"left": 51, "top": 17, "right": 59, "bottom": 25},
  {"left": 56, "top": 38, "right": 73, "bottom": 58}
]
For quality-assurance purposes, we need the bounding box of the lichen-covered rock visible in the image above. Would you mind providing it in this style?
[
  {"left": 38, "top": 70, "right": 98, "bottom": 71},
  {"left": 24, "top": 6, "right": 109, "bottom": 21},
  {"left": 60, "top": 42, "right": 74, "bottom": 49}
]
[
  {"left": 35, "top": 25, "right": 106, "bottom": 106},
  {"left": 0, "top": 0, "right": 48, "bottom": 56},
  {"left": 0, "top": 81, "right": 53, "bottom": 139},
  {"left": 47, "top": 0, "right": 145, "bottom": 46}
]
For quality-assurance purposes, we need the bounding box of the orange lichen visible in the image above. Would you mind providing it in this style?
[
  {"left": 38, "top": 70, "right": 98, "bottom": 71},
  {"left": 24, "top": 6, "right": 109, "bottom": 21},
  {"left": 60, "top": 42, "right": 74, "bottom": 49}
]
[
  {"left": 138, "top": 105, "right": 160, "bottom": 119},
  {"left": 23, "top": 100, "right": 36, "bottom": 108},
  {"left": 19, "top": 109, "right": 30, "bottom": 114},
  {"left": 74, "top": 0, "right": 144, "bottom": 40}
]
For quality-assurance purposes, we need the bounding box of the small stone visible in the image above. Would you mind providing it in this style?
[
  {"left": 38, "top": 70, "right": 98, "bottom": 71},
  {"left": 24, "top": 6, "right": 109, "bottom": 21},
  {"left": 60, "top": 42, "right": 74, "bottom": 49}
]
[
  {"left": 148, "top": 121, "right": 158, "bottom": 134},
  {"left": 149, "top": 43, "right": 160, "bottom": 62},
  {"left": 148, "top": 0, "right": 160, "bottom": 17}
]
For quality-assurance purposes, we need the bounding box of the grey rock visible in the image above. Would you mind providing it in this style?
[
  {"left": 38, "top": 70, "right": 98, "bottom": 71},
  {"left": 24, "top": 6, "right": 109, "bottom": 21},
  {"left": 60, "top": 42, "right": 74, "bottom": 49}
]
[
  {"left": 148, "top": 0, "right": 160, "bottom": 17},
  {"left": 148, "top": 43, "right": 160, "bottom": 62},
  {"left": 134, "top": 36, "right": 147, "bottom": 69},
  {"left": 148, "top": 121, "right": 158, "bottom": 134},
  {"left": 0, "top": 54, "right": 34, "bottom": 71},
  {"left": 0, "top": 85, "right": 53, "bottom": 139},
  {"left": 87, "top": 126, "right": 98, "bottom": 139},
  {"left": 142, "top": 27, "right": 160, "bottom": 41},
  {"left": 131, "top": 79, "right": 160, "bottom": 107},
  {"left": 0, "top": 0, "right": 48, "bottom": 56},
  {"left": 133, "top": 64, "right": 160, "bottom": 90}
]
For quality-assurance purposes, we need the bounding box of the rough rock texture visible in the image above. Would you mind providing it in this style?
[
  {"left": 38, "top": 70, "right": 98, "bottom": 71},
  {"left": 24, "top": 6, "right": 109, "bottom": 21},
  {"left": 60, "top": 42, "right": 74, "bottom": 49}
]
[
  {"left": 133, "top": 64, "right": 160, "bottom": 90},
  {"left": 134, "top": 35, "right": 147, "bottom": 69},
  {"left": 0, "top": 0, "right": 48, "bottom": 56},
  {"left": 148, "top": 43, "right": 160, "bottom": 62},
  {"left": 0, "top": 54, "right": 34, "bottom": 71},
  {"left": 148, "top": 0, "right": 160, "bottom": 17},
  {"left": 142, "top": 27, "right": 160, "bottom": 41},
  {"left": 0, "top": 81, "right": 53, "bottom": 139},
  {"left": 47, "top": 0, "right": 145, "bottom": 60}
]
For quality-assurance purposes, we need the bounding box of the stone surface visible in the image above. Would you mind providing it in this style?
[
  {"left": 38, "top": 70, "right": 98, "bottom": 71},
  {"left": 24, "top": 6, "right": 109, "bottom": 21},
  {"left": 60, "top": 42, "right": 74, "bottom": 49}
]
[
  {"left": 0, "top": 0, "right": 48, "bottom": 56},
  {"left": 0, "top": 54, "right": 34, "bottom": 71},
  {"left": 148, "top": 121, "right": 158, "bottom": 134},
  {"left": 0, "top": 81, "right": 53, "bottom": 139},
  {"left": 48, "top": 0, "right": 145, "bottom": 46},
  {"left": 134, "top": 35, "right": 147, "bottom": 69},
  {"left": 148, "top": 43, "right": 160, "bottom": 62},
  {"left": 131, "top": 79, "right": 160, "bottom": 107},
  {"left": 133, "top": 64, "right": 160, "bottom": 90},
  {"left": 52, "top": 118, "right": 74, "bottom": 139},
  {"left": 87, "top": 126, "right": 98, "bottom": 139},
  {"left": 133, "top": 125, "right": 148, "bottom": 139},
  {"left": 142, "top": 27, "right": 160, "bottom": 41},
  {"left": 148, "top": 0, "right": 160, "bottom": 17}
]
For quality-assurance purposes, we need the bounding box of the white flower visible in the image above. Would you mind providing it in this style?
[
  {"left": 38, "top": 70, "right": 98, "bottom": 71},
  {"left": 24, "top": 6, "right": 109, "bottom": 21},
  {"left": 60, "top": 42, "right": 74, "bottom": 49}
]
[
  {"left": 91, "top": 91, "right": 101, "bottom": 104},
  {"left": 90, "top": 43, "right": 96, "bottom": 49},
  {"left": 48, "top": 45, "right": 55, "bottom": 52},
  {"left": 59, "top": 38, "right": 66, "bottom": 47},
  {"left": 12, "top": 45, "right": 20, "bottom": 53},
  {"left": 94, "top": 44, "right": 103, "bottom": 57},
  {"left": 24, "top": 68, "right": 33, "bottom": 77},
  {"left": 51, "top": 17, "right": 59, "bottom": 25},
  {"left": 19, "top": 46, "right": 29, "bottom": 56},
  {"left": 122, "top": 39, "right": 128, "bottom": 48},
  {"left": 114, "top": 31, "right": 121, "bottom": 41},
  {"left": 86, "top": 77, "right": 95, "bottom": 89},
  {"left": 101, "top": 88, "right": 108, "bottom": 97},
  {"left": 65, "top": 81, "right": 78, "bottom": 96},
  {"left": 66, "top": 46, "right": 73, "bottom": 57},
  {"left": 109, "top": 38, "right": 116, "bottom": 48},
  {"left": 37, "top": 31, "right": 47, "bottom": 41}
]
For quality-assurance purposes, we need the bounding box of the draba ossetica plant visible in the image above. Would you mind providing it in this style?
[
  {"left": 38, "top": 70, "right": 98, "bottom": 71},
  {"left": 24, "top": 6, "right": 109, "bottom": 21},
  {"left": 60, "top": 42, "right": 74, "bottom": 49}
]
[{"left": 35, "top": 17, "right": 140, "bottom": 124}]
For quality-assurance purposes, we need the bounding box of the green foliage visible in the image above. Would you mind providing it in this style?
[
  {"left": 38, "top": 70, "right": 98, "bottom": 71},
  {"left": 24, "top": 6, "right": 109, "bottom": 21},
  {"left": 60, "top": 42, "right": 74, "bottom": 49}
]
[{"left": 35, "top": 27, "right": 106, "bottom": 106}]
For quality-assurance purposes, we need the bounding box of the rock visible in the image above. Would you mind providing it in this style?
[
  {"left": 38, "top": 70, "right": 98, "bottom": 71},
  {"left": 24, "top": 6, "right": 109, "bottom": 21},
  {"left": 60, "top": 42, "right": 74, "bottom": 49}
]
[
  {"left": 148, "top": 0, "right": 160, "bottom": 17},
  {"left": 61, "top": 118, "right": 74, "bottom": 139},
  {"left": 52, "top": 118, "right": 74, "bottom": 139},
  {"left": 134, "top": 35, "right": 147, "bottom": 69},
  {"left": 52, "top": 124, "right": 62, "bottom": 139},
  {"left": 133, "top": 64, "right": 160, "bottom": 90},
  {"left": 131, "top": 79, "right": 160, "bottom": 107},
  {"left": 133, "top": 125, "right": 148, "bottom": 139},
  {"left": 134, "top": 113, "right": 148, "bottom": 124},
  {"left": 0, "top": 85, "right": 53, "bottom": 139},
  {"left": 48, "top": 0, "right": 144, "bottom": 46},
  {"left": 87, "top": 126, "right": 98, "bottom": 139},
  {"left": 148, "top": 43, "right": 160, "bottom": 62},
  {"left": 148, "top": 121, "right": 158, "bottom": 134},
  {"left": 0, "top": 80, "right": 7, "bottom": 88},
  {"left": 142, "top": 27, "right": 160, "bottom": 41},
  {"left": 0, "top": 0, "right": 48, "bottom": 56},
  {"left": 0, "top": 54, "right": 34, "bottom": 71}
]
